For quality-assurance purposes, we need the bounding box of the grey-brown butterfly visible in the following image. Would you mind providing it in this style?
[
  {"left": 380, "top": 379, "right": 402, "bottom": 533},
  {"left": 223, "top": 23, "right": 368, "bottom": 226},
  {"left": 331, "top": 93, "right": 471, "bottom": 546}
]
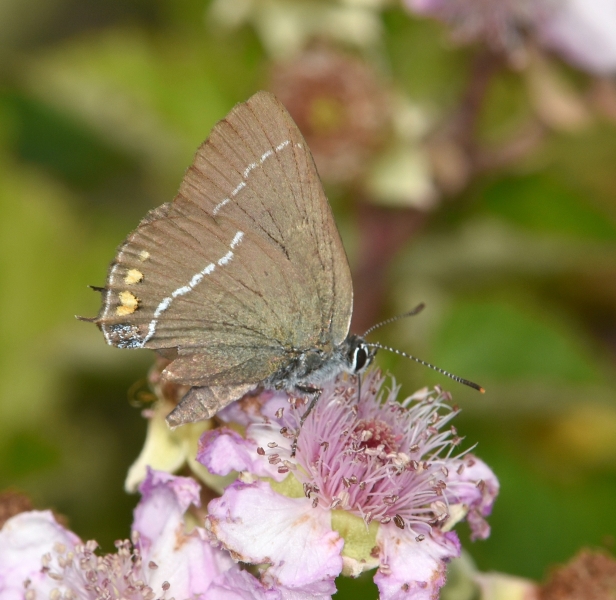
[{"left": 86, "top": 91, "right": 375, "bottom": 428}]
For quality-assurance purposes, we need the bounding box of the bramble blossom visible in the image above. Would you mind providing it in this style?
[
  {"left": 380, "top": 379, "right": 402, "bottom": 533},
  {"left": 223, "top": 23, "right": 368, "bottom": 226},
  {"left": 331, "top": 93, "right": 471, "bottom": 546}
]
[
  {"left": 404, "top": 0, "right": 616, "bottom": 74},
  {"left": 198, "top": 370, "right": 499, "bottom": 600},
  {"left": 124, "top": 357, "right": 230, "bottom": 495},
  {"left": 406, "top": 0, "right": 547, "bottom": 53},
  {"left": 0, "top": 469, "right": 273, "bottom": 600}
]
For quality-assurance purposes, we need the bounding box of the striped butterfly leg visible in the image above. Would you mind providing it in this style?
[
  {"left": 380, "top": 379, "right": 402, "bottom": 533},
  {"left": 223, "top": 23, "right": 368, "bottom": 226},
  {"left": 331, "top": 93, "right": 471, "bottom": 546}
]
[{"left": 290, "top": 384, "right": 322, "bottom": 457}]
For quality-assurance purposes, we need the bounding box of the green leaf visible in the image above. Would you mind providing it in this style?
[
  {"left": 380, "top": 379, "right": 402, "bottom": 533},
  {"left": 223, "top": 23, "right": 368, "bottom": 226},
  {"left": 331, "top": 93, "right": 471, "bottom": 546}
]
[
  {"left": 382, "top": 7, "right": 468, "bottom": 104},
  {"left": 433, "top": 301, "right": 600, "bottom": 383},
  {"left": 0, "top": 431, "right": 59, "bottom": 481},
  {"left": 481, "top": 173, "right": 616, "bottom": 241},
  {"left": 0, "top": 90, "right": 136, "bottom": 190}
]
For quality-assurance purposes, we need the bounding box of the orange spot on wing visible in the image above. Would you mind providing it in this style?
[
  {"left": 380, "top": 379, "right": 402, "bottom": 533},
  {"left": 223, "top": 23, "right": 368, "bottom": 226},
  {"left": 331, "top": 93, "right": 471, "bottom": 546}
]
[
  {"left": 124, "top": 269, "right": 144, "bottom": 284},
  {"left": 116, "top": 291, "right": 139, "bottom": 315}
]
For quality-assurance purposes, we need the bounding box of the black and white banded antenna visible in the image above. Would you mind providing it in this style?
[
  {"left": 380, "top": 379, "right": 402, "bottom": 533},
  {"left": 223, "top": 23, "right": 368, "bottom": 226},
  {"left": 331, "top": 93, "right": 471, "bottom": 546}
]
[
  {"left": 365, "top": 342, "right": 485, "bottom": 393},
  {"left": 362, "top": 303, "right": 426, "bottom": 338}
]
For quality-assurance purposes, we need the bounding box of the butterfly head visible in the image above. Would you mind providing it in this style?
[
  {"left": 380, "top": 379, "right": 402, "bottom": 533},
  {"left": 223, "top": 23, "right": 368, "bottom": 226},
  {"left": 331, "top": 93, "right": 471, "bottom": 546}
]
[{"left": 345, "top": 334, "right": 375, "bottom": 374}]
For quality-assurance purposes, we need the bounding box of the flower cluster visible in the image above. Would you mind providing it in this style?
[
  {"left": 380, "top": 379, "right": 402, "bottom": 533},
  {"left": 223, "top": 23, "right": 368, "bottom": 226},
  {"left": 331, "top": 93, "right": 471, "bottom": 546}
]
[
  {"left": 0, "top": 469, "right": 277, "bottom": 600},
  {"left": 0, "top": 370, "right": 498, "bottom": 599},
  {"left": 199, "top": 370, "right": 498, "bottom": 598}
]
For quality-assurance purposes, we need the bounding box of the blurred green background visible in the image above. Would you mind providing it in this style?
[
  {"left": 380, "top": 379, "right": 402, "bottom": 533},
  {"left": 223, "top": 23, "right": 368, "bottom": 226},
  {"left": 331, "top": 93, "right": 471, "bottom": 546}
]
[{"left": 0, "top": 0, "right": 615, "bottom": 596}]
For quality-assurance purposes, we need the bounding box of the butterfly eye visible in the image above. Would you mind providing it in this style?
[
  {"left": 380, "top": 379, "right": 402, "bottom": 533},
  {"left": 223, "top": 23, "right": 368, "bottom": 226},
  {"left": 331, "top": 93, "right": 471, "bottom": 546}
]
[{"left": 352, "top": 344, "right": 370, "bottom": 373}]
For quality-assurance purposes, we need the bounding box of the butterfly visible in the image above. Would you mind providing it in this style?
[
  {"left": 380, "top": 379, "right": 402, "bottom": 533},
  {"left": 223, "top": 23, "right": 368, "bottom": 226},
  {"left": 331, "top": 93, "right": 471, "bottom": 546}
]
[{"left": 85, "top": 91, "right": 375, "bottom": 428}]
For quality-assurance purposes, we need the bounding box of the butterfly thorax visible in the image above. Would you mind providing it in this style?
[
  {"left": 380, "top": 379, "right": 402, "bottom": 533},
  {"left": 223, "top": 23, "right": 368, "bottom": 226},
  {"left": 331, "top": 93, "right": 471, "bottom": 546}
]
[{"left": 266, "top": 334, "right": 374, "bottom": 391}]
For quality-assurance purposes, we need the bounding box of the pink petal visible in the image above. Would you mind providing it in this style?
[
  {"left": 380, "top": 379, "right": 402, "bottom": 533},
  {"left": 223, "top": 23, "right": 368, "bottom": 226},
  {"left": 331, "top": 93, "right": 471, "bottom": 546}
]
[
  {"left": 197, "top": 427, "right": 283, "bottom": 480},
  {"left": 374, "top": 527, "right": 460, "bottom": 600},
  {"left": 217, "top": 390, "right": 289, "bottom": 427},
  {"left": 148, "top": 526, "right": 237, "bottom": 596},
  {"left": 271, "top": 579, "right": 335, "bottom": 600},
  {"left": 449, "top": 456, "right": 499, "bottom": 540},
  {"left": 404, "top": 0, "right": 444, "bottom": 14},
  {"left": 134, "top": 468, "right": 201, "bottom": 549},
  {"left": 0, "top": 511, "right": 80, "bottom": 598},
  {"left": 206, "top": 481, "right": 343, "bottom": 593},
  {"left": 209, "top": 567, "right": 332, "bottom": 600},
  {"left": 539, "top": 0, "right": 616, "bottom": 74},
  {"left": 135, "top": 468, "right": 235, "bottom": 595},
  {"left": 209, "top": 568, "right": 282, "bottom": 600}
]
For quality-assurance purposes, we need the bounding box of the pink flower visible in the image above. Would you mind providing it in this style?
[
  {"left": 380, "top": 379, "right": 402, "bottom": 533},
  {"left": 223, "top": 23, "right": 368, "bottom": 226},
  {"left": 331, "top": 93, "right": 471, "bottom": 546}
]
[
  {"left": 404, "top": 0, "right": 616, "bottom": 74},
  {"left": 198, "top": 371, "right": 499, "bottom": 600},
  {"left": 537, "top": 0, "right": 616, "bottom": 74},
  {"left": 0, "top": 469, "right": 272, "bottom": 599},
  {"left": 405, "top": 0, "right": 544, "bottom": 52}
]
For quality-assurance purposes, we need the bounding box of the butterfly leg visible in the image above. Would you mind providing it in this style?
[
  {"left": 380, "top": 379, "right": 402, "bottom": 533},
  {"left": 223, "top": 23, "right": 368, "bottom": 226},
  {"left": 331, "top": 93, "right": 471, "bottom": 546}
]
[{"left": 290, "top": 384, "right": 322, "bottom": 457}]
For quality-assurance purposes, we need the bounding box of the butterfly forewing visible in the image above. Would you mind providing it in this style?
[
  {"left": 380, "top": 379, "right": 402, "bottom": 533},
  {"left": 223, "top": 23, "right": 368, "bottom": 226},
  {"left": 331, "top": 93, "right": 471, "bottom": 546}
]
[
  {"left": 96, "top": 92, "right": 353, "bottom": 388},
  {"left": 181, "top": 92, "right": 353, "bottom": 347}
]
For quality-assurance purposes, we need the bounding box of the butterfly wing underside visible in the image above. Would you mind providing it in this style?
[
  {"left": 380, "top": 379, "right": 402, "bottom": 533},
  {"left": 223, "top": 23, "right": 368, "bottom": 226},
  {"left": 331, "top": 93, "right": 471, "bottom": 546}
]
[{"left": 95, "top": 92, "right": 353, "bottom": 404}]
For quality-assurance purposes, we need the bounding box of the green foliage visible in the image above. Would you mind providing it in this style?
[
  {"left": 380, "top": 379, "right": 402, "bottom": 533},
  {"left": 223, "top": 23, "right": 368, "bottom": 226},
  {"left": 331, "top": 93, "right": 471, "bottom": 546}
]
[
  {"left": 434, "top": 300, "right": 600, "bottom": 383},
  {"left": 383, "top": 7, "right": 469, "bottom": 103},
  {"left": 0, "top": 91, "right": 136, "bottom": 190},
  {"left": 482, "top": 174, "right": 616, "bottom": 241},
  {"left": 0, "top": 0, "right": 615, "bottom": 594},
  {"left": 0, "top": 431, "right": 60, "bottom": 480}
]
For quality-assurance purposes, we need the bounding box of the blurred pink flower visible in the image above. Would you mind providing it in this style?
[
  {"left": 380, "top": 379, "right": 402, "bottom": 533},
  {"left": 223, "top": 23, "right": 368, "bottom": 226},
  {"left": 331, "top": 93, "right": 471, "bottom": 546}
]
[
  {"left": 405, "top": 0, "right": 616, "bottom": 74},
  {"left": 198, "top": 371, "right": 499, "bottom": 600},
  {"left": 538, "top": 0, "right": 616, "bottom": 74},
  {"left": 269, "top": 45, "right": 390, "bottom": 185},
  {"left": 0, "top": 469, "right": 273, "bottom": 600},
  {"left": 405, "top": 0, "right": 543, "bottom": 51}
]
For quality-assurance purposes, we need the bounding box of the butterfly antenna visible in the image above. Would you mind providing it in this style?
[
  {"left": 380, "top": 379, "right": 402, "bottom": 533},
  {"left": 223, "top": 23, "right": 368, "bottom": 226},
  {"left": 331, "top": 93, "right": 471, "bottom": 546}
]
[
  {"left": 366, "top": 342, "right": 485, "bottom": 393},
  {"left": 363, "top": 303, "right": 426, "bottom": 337}
]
